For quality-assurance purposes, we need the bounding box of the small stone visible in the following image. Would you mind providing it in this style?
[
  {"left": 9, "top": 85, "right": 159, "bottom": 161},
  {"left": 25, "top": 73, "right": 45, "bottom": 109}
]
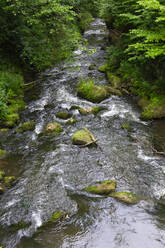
[
  {"left": 83, "top": 180, "right": 116, "bottom": 195},
  {"left": 72, "top": 128, "right": 96, "bottom": 146},
  {"left": 66, "top": 118, "right": 77, "bottom": 125},
  {"left": 110, "top": 191, "right": 139, "bottom": 204},
  {"left": 45, "top": 122, "right": 63, "bottom": 135},
  {"left": 121, "top": 123, "right": 131, "bottom": 131},
  {"left": 56, "top": 112, "right": 72, "bottom": 120},
  {"left": 89, "top": 65, "right": 95, "bottom": 70},
  {"left": 50, "top": 211, "right": 67, "bottom": 222}
]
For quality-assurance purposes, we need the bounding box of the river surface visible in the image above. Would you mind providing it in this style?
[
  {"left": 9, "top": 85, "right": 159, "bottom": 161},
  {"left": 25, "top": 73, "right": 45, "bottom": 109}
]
[{"left": 0, "top": 19, "right": 165, "bottom": 248}]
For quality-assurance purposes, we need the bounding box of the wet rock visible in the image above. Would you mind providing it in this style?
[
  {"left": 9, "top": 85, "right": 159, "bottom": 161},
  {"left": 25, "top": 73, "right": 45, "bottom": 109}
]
[
  {"left": 4, "top": 113, "right": 20, "bottom": 127},
  {"left": 4, "top": 176, "right": 16, "bottom": 187},
  {"left": 45, "top": 122, "right": 63, "bottom": 135},
  {"left": 72, "top": 128, "right": 96, "bottom": 146},
  {"left": 49, "top": 211, "right": 67, "bottom": 222},
  {"left": 56, "top": 112, "right": 72, "bottom": 120},
  {"left": 0, "top": 149, "right": 8, "bottom": 159},
  {"left": 83, "top": 180, "right": 116, "bottom": 195},
  {"left": 77, "top": 79, "right": 111, "bottom": 103},
  {"left": 107, "top": 86, "right": 122, "bottom": 97},
  {"left": 16, "top": 121, "right": 35, "bottom": 133},
  {"left": 0, "top": 171, "right": 5, "bottom": 180},
  {"left": 98, "top": 64, "right": 109, "bottom": 72},
  {"left": 106, "top": 71, "right": 121, "bottom": 89},
  {"left": 78, "top": 106, "right": 105, "bottom": 116},
  {"left": 66, "top": 118, "right": 77, "bottom": 125},
  {"left": 110, "top": 191, "right": 139, "bottom": 204}
]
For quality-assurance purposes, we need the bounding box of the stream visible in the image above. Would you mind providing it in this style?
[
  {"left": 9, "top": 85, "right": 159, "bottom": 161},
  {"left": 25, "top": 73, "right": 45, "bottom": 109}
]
[{"left": 0, "top": 19, "right": 165, "bottom": 248}]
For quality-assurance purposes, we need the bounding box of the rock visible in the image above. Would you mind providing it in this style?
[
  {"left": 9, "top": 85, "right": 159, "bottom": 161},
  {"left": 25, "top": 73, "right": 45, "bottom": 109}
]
[
  {"left": 72, "top": 128, "right": 96, "bottom": 146},
  {"left": 106, "top": 71, "right": 121, "bottom": 89},
  {"left": 77, "top": 79, "right": 111, "bottom": 103},
  {"left": 89, "top": 64, "right": 95, "bottom": 70},
  {"left": 0, "top": 183, "right": 5, "bottom": 194},
  {"left": 78, "top": 106, "right": 105, "bottom": 116},
  {"left": 0, "top": 129, "right": 9, "bottom": 135},
  {"left": 107, "top": 86, "right": 122, "bottom": 97},
  {"left": 56, "top": 112, "right": 72, "bottom": 120},
  {"left": 0, "top": 171, "right": 5, "bottom": 180},
  {"left": 0, "top": 149, "right": 8, "bottom": 159},
  {"left": 45, "top": 122, "right": 63, "bottom": 135},
  {"left": 98, "top": 64, "right": 109, "bottom": 72},
  {"left": 4, "top": 113, "right": 20, "bottom": 127},
  {"left": 110, "top": 191, "right": 139, "bottom": 204},
  {"left": 11, "top": 221, "right": 31, "bottom": 230},
  {"left": 121, "top": 123, "right": 131, "bottom": 131},
  {"left": 16, "top": 121, "right": 35, "bottom": 133},
  {"left": 66, "top": 118, "right": 77, "bottom": 125},
  {"left": 4, "top": 176, "right": 16, "bottom": 187},
  {"left": 83, "top": 180, "right": 116, "bottom": 195}
]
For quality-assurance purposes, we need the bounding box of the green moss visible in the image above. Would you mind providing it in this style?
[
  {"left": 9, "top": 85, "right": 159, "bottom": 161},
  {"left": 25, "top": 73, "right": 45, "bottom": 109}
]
[
  {"left": 77, "top": 79, "right": 111, "bottom": 103},
  {"left": 16, "top": 121, "right": 35, "bottom": 133},
  {"left": 4, "top": 113, "right": 20, "bottom": 127},
  {"left": 110, "top": 191, "right": 139, "bottom": 204},
  {"left": 56, "top": 112, "right": 72, "bottom": 120},
  {"left": 0, "top": 183, "right": 5, "bottom": 194},
  {"left": 0, "top": 149, "right": 8, "bottom": 159},
  {"left": 121, "top": 123, "right": 131, "bottom": 131},
  {"left": 106, "top": 71, "right": 121, "bottom": 89},
  {"left": 45, "top": 122, "right": 63, "bottom": 135},
  {"left": 0, "top": 129, "right": 9, "bottom": 135},
  {"left": 98, "top": 64, "right": 109, "bottom": 72},
  {"left": 50, "top": 211, "right": 67, "bottom": 222},
  {"left": 84, "top": 180, "right": 116, "bottom": 195},
  {"left": 89, "top": 65, "right": 95, "bottom": 70},
  {"left": 0, "top": 171, "right": 5, "bottom": 180},
  {"left": 72, "top": 128, "right": 96, "bottom": 146},
  {"left": 4, "top": 176, "right": 16, "bottom": 187},
  {"left": 78, "top": 106, "right": 105, "bottom": 116},
  {"left": 66, "top": 118, "right": 77, "bottom": 125},
  {"left": 107, "top": 86, "right": 122, "bottom": 96}
]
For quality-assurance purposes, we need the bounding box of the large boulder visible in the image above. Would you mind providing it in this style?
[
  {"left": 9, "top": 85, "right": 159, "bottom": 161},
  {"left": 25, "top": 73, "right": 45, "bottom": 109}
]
[
  {"left": 83, "top": 180, "right": 116, "bottom": 195},
  {"left": 72, "top": 128, "right": 96, "bottom": 146},
  {"left": 110, "top": 191, "right": 139, "bottom": 204}
]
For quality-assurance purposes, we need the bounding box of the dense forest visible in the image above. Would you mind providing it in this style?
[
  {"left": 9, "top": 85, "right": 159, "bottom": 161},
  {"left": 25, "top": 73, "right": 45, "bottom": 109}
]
[{"left": 0, "top": 0, "right": 164, "bottom": 126}]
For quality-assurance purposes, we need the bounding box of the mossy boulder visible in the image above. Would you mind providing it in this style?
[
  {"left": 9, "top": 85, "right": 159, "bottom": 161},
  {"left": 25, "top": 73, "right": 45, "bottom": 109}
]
[
  {"left": 16, "top": 121, "right": 35, "bottom": 133},
  {"left": 56, "top": 112, "right": 72, "bottom": 120},
  {"left": 0, "top": 149, "right": 8, "bottom": 159},
  {"left": 98, "top": 64, "right": 109, "bottom": 72},
  {"left": 45, "top": 122, "right": 63, "bottom": 135},
  {"left": 107, "top": 86, "right": 122, "bottom": 97},
  {"left": 78, "top": 106, "right": 105, "bottom": 116},
  {"left": 66, "top": 118, "right": 77, "bottom": 125},
  {"left": 83, "top": 180, "right": 116, "bottom": 195},
  {"left": 72, "top": 128, "right": 96, "bottom": 146},
  {"left": 0, "top": 171, "right": 5, "bottom": 180},
  {"left": 77, "top": 79, "right": 111, "bottom": 103},
  {"left": 49, "top": 211, "right": 67, "bottom": 222},
  {"left": 89, "top": 65, "right": 95, "bottom": 70},
  {"left": 4, "top": 176, "right": 16, "bottom": 187},
  {"left": 0, "top": 129, "right": 9, "bottom": 135},
  {"left": 110, "top": 191, "right": 139, "bottom": 204},
  {"left": 106, "top": 71, "right": 121, "bottom": 89},
  {"left": 0, "top": 183, "right": 5, "bottom": 194},
  {"left": 4, "top": 113, "right": 20, "bottom": 127},
  {"left": 121, "top": 123, "right": 131, "bottom": 131}
]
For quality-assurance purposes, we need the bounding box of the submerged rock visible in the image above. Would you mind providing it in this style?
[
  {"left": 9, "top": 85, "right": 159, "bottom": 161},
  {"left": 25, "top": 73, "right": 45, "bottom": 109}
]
[
  {"left": 110, "top": 191, "right": 139, "bottom": 204},
  {"left": 16, "top": 121, "right": 35, "bottom": 133},
  {"left": 0, "top": 149, "right": 8, "bottom": 159},
  {"left": 45, "top": 122, "right": 63, "bottom": 135},
  {"left": 66, "top": 118, "right": 77, "bottom": 125},
  {"left": 89, "top": 64, "right": 95, "bottom": 70},
  {"left": 56, "top": 112, "right": 72, "bottom": 120},
  {"left": 77, "top": 79, "right": 111, "bottom": 103},
  {"left": 72, "top": 128, "right": 96, "bottom": 146},
  {"left": 4, "top": 176, "right": 16, "bottom": 187},
  {"left": 84, "top": 180, "right": 116, "bottom": 195}
]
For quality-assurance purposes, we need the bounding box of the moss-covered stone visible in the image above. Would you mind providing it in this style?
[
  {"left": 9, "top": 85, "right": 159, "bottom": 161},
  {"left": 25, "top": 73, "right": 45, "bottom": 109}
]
[
  {"left": 83, "top": 180, "right": 116, "bottom": 195},
  {"left": 98, "top": 64, "right": 109, "bottom": 72},
  {"left": 107, "top": 86, "right": 122, "bottom": 96},
  {"left": 66, "top": 118, "right": 77, "bottom": 125},
  {"left": 16, "top": 121, "right": 35, "bottom": 133},
  {"left": 121, "top": 123, "right": 131, "bottom": 131},
  {"left": 0, "top": 129, "right": 9, "bottom": 135},
  {"left": 45, "top": 122, "right": 63, "bottom": 135},
  {"left": 0, "top": 171, "right": 5, "bottom": 180},
  {"left": 4, "top": 176, "right": 16, "bottom": 187},
  {"left": 110, "top": 191, "right": 139, "bottom": 204},
  {"left": 49, "top": 211, "right": 67, "bottom": 222},
  {"left": 72, "top": 128, "right": 96, "bottom": 146},
  {"left": 78, "top": 106, "right": 105, "bottom": 116},
  {"left": 0, "top": 183, "right": 5, "bottom": 194},
  {"left": 4, "top": 113, "right": 20, "bottom": 127},
  {"left": 89, "top": 65, "right": 95, "bottom": 70},
  {"left": 56, "top": 112, "right": 72, "bottom": 120},
  {"left": 77, "top": 79, "right": 111, "bottom": 103},
  {"left": 0, "top": 149, "right": 8, "bottom": 159},
  {"left": 106, "top": 71, "right": 121, "bottom": 89}
]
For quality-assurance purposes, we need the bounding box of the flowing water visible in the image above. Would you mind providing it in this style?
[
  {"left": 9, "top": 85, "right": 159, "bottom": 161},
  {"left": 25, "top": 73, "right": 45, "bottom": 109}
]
[{"left": 0, "top": 19, "right": 165, "bottom": 248}]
